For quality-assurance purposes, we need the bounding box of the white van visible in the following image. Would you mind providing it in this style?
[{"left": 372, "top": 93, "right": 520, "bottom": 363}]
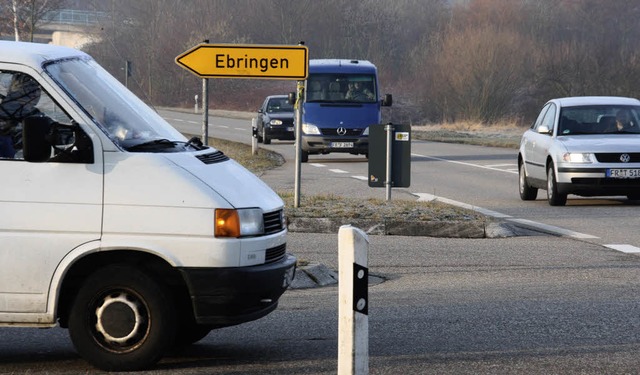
[{"left": 0, "top": 41, "right": 296, "bottom": 371}]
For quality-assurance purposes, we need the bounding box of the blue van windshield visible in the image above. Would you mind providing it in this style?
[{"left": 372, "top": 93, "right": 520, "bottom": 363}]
[{"left": 306, "top": 73, "right": 377, "bottom": 103}]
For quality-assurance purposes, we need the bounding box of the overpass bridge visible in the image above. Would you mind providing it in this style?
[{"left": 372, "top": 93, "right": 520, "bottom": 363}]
[{"left": 35, "top": 9, "right": 106, "bottom": 48}]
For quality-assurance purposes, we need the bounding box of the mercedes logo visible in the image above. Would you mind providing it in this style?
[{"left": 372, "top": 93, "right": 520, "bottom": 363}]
[
  {"left": 620, "top": 153, "right": 631, "bottom": 163},
  {"left": 337, "top": 127, "right": 347, "bottom": 135}
]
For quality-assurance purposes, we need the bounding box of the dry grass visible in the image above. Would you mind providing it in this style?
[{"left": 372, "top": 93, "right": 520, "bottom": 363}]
[
  {"left": 412, "top": 121, "right": 526, "bottom": 149},
  {"left": 279, "top": 192, "right": 482, "bottom": 222},
  {"left": 194, "top": 137, "right": 482, "bottom": 223},
  {"left": 207, "top": 137, "right": 285, "bottom": 174}
]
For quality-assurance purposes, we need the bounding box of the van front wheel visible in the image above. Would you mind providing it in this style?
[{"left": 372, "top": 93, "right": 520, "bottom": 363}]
[{"left": 68, "top": 265, "right": 176, "bottom": 371}]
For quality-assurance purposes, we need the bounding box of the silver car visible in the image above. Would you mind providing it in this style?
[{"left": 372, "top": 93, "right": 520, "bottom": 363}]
[{"left": 518, "top": 96, "right": 640, "bottom": 206}]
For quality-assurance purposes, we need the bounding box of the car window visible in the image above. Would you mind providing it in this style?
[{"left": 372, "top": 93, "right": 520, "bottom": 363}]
[
  {"left": 267, "top": 98, "right": 293, "bottom": 113},
  {"left": 539, "top": 103, "right": 556, "bottom": 134},
  {"left": 559, "top": 105, "right": 640, "bottom": 135},
  {"left": 532, "top": 104, "right": 550, "bottom": 130},
  {"left": 0, "top": 70, "right": 91, "bottom": 163}
]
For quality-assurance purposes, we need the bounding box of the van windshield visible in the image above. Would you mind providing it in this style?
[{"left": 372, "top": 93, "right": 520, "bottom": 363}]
[
  {"left": 44, "top": 57, "right": 192, "bottom": 152},
  {"left": 306, "top": 73, "right": 377, "bottom": 103}
]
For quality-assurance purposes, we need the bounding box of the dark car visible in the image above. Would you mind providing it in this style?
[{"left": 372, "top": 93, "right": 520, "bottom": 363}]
[{"left": 255, "top": 95, "right": 295, "bottom": 144}]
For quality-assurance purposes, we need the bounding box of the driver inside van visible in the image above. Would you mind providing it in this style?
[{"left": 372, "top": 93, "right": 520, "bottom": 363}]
[{"left": 0, "top": 73, "right": 42, "bottom": 158}]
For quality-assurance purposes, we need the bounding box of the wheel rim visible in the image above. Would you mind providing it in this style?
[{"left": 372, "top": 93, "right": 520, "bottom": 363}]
[
  {"left": 547, "top": 168, "right": 555, "bottom": 200},
  {"left": 91, "top": 290, "right": 150, "bottom": 353},
  {"left": 519, "top": 164, "right": 526, "bottom": 194}
]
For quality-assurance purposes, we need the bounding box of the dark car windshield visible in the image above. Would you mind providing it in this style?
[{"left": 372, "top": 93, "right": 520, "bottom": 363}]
[
  {"left": 559, "top": 105, "right": 640, "bottom": 135},
  {"left": 266, "top": 97, "right": 293, "bottom": 113}
]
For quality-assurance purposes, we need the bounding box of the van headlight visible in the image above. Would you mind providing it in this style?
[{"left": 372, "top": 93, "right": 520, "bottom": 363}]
[
  {"left": 302, "top": 123, "right": 321, "bottom": 135},
  {"left": 562, "top": 152, "right": 593, "bottom": 163},
  {"left": 269, "top": 119, "right": 283, "bottom": 125},
  {"left": 363, "top": 127, "right": 369, "bottom": 136},
  {"left": 215, "top": 208, "right": 264, "bottom": 238}
]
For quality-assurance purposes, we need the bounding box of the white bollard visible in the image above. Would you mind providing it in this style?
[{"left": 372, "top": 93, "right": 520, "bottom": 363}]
[
  {"left": 251, "top": 118, "right": 258, "bottom": 155},
  {"left": 338, "top": 225, "right": 369, "bottom": 375}
]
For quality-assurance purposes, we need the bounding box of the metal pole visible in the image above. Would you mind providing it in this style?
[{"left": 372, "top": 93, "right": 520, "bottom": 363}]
[
  {"left": 294, "top": 80, "right": 304, "bottom": 208},
  {"left": 202, "top": 78, "right": 209, "bottom": 145},
  {"left": 385, "top": 123, "right": 393, "bottom": 201}
]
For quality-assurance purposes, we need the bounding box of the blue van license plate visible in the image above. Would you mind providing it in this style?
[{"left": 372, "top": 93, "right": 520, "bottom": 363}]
[{"left": 330, "top": 142, "right": 354, "bottom": 148}]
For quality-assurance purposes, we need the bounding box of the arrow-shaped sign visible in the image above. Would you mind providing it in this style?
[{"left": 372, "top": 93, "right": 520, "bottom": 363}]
[{"left": 176, "top": 43, "right": 308, "bottom": 80}]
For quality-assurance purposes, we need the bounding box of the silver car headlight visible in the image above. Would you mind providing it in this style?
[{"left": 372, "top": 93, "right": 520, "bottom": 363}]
[
  {"left": 562, "top": 152, "right": 594, "bottom": 163},
  {"left": 302, "top": 123, "right": 321, "bottom": 135}
]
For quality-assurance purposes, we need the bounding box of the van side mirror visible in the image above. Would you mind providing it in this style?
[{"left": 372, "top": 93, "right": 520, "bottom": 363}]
[
  {"left": 288, "top": 92, "right": 296, "bottom": 105},
  {"left": 22, "top": 116, "right": 52, "bottom": 162},
  {"left": 382, "top": 94, "right": 392, "bottom": 107}
]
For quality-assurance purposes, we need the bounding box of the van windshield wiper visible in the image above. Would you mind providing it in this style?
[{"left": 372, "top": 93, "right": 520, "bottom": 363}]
[{"left": 125, "top": 138, "right": 179, "bottom": 151}]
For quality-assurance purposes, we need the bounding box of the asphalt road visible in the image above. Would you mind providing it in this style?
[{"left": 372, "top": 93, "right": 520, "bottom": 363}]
[
  {"left": 158, "top": 109, "right": 640, "bottom": 251},
  {"left": 3, "top": 233, "right": 640, "bottom": 374},
  {"left": 2, "top": 110, "right": 640, "bottom": 374}
]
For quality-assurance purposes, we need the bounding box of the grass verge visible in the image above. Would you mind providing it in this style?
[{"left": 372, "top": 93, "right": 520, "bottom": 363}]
[{"left": 205, "top": 136, "right": 483, "bottom": 223}]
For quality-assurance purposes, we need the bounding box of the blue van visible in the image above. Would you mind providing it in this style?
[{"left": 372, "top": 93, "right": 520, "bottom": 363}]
[{"left": 299, "top": 59, "right": 392, "bottom": 162}]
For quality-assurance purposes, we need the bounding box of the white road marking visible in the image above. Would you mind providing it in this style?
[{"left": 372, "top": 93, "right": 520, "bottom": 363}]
[
  {"left": 412, "top": 153, "right": 518, "bottom": 174},
  {"left": 414, "top": 193, "right": 511, "bottom": 218},
  {"left": 507, "top": 218, "right": 599, "bottom": 239},
  {"left": 414, "top": 193, "right": 600, "bottom": 239},
  {"left": 485, "top": 163, "right": 516, "bottom": 168},
  {"left": 605, "top": 244, "right": 640, "bottom": 253},
  {"left": 351, "top": 176, "right": 368, "bottom": 181},
  {"left": 310, "top": 163, "right": 327, "bottom": 168},
  {"left": 330, "top": 169, "right": 349, "bottom": 174}
]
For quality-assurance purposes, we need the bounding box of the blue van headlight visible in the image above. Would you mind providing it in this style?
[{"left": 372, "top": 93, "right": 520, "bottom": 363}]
[
  {"left": 302, "top": 123, "right": 321, "bottom": 135},
  {"left": 363, "top": 127, "right": 369, "bottom": 136}
]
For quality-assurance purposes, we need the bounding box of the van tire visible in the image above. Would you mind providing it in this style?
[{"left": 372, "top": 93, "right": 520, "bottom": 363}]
[
  {"left": 301, "top": 150, "right": 309, "bottom": 163},
  {"left": 68, "top": 265, "right": 176, "bottom": 371}
]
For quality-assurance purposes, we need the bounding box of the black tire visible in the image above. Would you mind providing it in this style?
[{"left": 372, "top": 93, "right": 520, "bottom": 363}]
[
  {"left": 301, "top": 150, "right": 309, "bottom": 163},
  {"left": 547, "top": 163, "right": 567, "bottom": 206},
  {"left": 519, "top": 162, "right": 538, "bottom": 200},
  {"left": 257, "top": 125, "right": 264, "bottom": 143},
  {"left": 263, "top": 131, "right": 271, "bottom": 144},
  {"left": 68, "top": 265, "right": 176, "bottom": 371}
]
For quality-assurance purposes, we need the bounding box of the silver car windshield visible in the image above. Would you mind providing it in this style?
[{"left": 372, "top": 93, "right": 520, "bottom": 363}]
[
  {"left": 44, "top": 57, "right": 193, "bottom": 152},
  {"left": 559, "top": 105, "right": 640, "bottom": 135}
]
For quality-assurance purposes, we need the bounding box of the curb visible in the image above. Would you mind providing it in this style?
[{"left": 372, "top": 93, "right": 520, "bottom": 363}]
[{"left": 287, "top": 217, "right": 520, "bottom": 238}]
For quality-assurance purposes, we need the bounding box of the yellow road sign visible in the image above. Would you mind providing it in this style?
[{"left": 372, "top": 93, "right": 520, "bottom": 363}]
[{"left": 176, "top": 44, "right": 308, "bottom": 80}]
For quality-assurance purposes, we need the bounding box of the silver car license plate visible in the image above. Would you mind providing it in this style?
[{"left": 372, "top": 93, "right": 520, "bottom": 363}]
[{"left": 606, "top": 168, "right": 640, "bottom": 178}]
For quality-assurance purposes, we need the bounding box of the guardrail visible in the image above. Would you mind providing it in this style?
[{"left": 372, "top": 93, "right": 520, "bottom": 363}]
[{"left": 43, "top": 9, "right": 106, "bottom": 26}]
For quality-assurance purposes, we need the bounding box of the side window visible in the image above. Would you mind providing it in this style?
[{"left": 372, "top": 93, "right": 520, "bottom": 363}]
[
  {"left": 541, "top": 103, "right": 557, "bottom": 133},
  {"left": 0, "top": 71, "right": 92, "bottom": 163},
  {"left": 532, "top": 104, "right": 550, "bottom": 130}
]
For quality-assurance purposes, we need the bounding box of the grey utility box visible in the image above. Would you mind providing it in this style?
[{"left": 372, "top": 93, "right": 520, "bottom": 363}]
[{"left": 368, "top": 123, "right": 411, "bottom": 188}]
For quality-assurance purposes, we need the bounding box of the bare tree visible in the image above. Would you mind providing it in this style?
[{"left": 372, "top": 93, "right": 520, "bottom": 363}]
[{"left": 5, "top": 0, "right": 67, "bottom": 42}]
